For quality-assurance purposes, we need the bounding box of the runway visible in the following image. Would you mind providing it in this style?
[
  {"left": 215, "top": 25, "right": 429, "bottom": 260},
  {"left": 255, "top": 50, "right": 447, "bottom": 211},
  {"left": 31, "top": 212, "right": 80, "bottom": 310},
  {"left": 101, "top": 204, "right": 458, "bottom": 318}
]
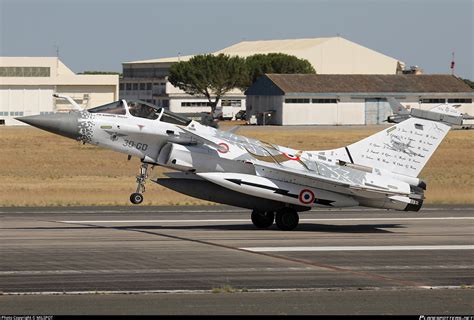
[{"left": 0, "top": 205, "right": 473, "bottom": 314}]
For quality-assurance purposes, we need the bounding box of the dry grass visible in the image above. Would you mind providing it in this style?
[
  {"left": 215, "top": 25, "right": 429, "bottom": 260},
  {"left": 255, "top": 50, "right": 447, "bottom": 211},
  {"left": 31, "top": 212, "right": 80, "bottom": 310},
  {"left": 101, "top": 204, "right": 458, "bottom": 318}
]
[{"left": 0, "top": 125, "right": 472, "bottom": 206}]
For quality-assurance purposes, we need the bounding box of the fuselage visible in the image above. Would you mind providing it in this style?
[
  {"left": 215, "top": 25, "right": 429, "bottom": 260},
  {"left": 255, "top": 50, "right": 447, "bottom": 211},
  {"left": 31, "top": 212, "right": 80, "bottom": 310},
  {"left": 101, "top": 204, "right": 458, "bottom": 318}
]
[
  {"left": 77, "top": 100, "right": 419, "bottom": 211},
  {"left": 18, "top": 99, "right": 429, "bottom": 213}
]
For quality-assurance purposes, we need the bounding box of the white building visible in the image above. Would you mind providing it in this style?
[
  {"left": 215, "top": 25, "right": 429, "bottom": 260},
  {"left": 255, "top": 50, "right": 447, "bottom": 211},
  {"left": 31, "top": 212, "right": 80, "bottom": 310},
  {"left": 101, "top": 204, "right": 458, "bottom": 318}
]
[
  {"left": 0, "top": 57, "right": 119, "bottom": 125},
  {"left": 245, "top": 74, "right": 474, "bottom": 125},
  {"left": 120, "top": 37, "right": 405, "bottom": 117}
]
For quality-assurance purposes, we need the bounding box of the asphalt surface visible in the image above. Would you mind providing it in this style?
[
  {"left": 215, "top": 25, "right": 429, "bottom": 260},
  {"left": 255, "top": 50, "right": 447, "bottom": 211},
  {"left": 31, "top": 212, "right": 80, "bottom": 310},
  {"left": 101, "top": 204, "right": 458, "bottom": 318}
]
[{"left": 0, "top": 205, "right": 473, "bottom": 314}]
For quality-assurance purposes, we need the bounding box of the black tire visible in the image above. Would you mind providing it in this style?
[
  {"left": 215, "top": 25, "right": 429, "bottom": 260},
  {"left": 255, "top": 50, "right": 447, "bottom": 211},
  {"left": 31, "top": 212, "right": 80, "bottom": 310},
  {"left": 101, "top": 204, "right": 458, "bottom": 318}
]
[
  {"left": 251, "top": 210, "right": 275, "bottom": 229},
  {"left": 275, "top": 208, "right": 299, "bottom": 231},
  {"left": 130, "top": 193, "right": 144, "bottom": 205}
]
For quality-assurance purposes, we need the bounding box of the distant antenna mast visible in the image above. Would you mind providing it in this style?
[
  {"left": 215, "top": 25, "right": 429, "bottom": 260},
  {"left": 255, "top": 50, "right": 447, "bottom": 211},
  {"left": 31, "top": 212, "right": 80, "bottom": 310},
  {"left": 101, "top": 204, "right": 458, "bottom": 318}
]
[
  {"left": 54, "top": 44, "right": 60, "bottom": 76},
  {"left": 450, "top": 51, "right": 455, "bottom": 76}
]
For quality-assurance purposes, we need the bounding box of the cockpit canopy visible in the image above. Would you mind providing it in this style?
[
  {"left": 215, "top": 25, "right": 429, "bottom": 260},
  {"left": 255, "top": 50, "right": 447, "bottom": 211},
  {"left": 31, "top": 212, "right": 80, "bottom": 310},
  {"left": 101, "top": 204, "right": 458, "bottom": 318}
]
[
  {"left": 128, "top": 100, "right": 158, "bottom": 120},
  {"left": 88, "top": 100, "right": 192, "bottom": 126},
  {"left": 88, "top": 100, "right": 126, "bottom": 115}
]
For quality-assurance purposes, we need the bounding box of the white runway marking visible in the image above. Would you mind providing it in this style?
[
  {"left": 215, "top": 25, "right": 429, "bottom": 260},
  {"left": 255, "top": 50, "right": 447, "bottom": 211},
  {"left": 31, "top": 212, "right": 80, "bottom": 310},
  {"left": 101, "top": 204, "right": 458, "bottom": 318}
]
[
  {"left": 240, "top": 245, "right": 474, "bottom": 252},
  {"left": 59, "top": 217, "right": 474, "bottom": 224},
  {"left": 0, "top": 209, "right": 245, "bottom": 214},
  {"left": 2, "top": 207, "right": 474, "bottom": 215},
  {"left": 60, "top": 219, "right": 250, "bottom": 223}
]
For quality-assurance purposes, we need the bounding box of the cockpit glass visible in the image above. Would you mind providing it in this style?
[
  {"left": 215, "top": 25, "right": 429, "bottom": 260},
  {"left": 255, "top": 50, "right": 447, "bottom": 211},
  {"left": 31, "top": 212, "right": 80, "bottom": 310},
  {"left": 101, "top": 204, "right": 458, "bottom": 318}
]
[
  {"left": 128, "top": 100, "right": 159, "bottom": 120},
  {"left": 88, "top": 101, "right": 126, "bottom": 115},
  {"left": 126, "top": 100, "right": 191, "bottom": 125},
  {"left": 159, "top": 109, "right": 192, "bottom": 126}
]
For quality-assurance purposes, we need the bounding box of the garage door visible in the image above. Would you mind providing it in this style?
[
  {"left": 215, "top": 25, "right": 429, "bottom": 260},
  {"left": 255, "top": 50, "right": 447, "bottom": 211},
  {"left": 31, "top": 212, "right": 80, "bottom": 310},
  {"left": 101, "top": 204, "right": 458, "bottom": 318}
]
[{"left": 365, "top": 98, "right": 391, "bottom": 124}]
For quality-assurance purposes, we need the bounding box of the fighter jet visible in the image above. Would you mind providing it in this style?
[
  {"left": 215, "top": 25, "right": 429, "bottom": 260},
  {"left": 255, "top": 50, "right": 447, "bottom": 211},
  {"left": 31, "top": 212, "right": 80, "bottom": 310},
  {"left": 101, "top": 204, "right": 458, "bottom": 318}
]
[{"left": 16, "top": 98, "right": 463, "bottom": 230}]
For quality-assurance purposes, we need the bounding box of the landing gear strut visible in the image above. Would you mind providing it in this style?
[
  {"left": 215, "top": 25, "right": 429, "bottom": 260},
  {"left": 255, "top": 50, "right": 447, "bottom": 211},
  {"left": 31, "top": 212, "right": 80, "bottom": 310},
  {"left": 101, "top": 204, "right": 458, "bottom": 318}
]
[
  {"left": 251, "top": 210, "right": 275, "bottom": 229},
  {"left": 275, "top": 208, "right": 299, "bottom": 231},
  {"left": 130, "top": 162, "right": 148, "bottom": 205}
]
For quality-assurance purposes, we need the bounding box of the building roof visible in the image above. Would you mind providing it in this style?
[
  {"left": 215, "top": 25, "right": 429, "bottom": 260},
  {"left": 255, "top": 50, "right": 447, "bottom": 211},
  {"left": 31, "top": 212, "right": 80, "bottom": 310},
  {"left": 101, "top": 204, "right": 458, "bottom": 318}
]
[
  {"left": 1, "top": 56, "right": 75, "bottom": 75},
  {"left": 124, "top": 37, "right": 362, "bottom": 64},
  {"left": 123, "top": 37, "right": 403, "bottom": 75},
  {"left": 123, "top": 55, "right": 195, "bottom": 64},
  {"left": 215, "top": 37, "right": 332, "bottom": 56},
  {"left": 0, "top": 56, "right": 118, "bottom": 86},
  {"left": 246, "top": 74, "right": 473, "bottom": 95}
]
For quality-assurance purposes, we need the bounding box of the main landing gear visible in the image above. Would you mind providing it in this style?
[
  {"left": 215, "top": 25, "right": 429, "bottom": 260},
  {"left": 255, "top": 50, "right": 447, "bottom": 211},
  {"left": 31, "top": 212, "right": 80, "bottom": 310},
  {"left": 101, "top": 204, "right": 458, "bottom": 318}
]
[
  {"left": 130, "top": 162, "right": 148, "bottom": 205},
  {"left": 275, "top": 208, "right": 299, "bottom": 231},
  {"left": 251, "top": 210, "right": 275, "bottom": 229},
  {"left": 251, "top": 208, "right": 299, "bottom": 231}
]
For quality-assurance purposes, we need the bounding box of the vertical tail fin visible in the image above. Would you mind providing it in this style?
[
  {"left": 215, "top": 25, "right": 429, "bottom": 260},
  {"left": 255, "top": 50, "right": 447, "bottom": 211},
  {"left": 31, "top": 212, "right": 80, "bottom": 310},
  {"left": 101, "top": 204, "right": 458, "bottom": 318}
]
[{"left": 320, "top": 105, "right": 463, "bottom": 178}]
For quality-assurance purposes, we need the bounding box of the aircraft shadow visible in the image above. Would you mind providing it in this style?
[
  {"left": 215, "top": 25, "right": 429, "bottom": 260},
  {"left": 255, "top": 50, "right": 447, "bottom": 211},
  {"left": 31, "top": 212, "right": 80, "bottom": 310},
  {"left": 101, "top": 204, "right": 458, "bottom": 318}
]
[{"left": 2, "top": 223, "right": 404, "bottom": 233}]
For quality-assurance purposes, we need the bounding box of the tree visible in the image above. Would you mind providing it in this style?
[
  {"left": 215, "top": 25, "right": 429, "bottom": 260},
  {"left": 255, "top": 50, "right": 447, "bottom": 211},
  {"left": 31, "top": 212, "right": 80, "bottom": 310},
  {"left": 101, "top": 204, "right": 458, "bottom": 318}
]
[
  {"left": 168, "top": 54, "right": 247, "bottom": 114},
  {"left": 167, "top": 53, "right": 316, "bottom": 119},
  {"left": 243, "top": 53, "right": 316, "bottom": 87},
  {"left": 460, "top": 77, "right": 474, "bottom": 89}
]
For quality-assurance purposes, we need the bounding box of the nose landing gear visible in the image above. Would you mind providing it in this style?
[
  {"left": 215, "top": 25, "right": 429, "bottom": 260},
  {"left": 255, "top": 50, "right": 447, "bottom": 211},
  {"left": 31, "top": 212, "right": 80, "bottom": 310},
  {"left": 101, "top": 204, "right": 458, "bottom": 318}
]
[{"left": 130, "top": 162, "right": 148, "bottom": 205}]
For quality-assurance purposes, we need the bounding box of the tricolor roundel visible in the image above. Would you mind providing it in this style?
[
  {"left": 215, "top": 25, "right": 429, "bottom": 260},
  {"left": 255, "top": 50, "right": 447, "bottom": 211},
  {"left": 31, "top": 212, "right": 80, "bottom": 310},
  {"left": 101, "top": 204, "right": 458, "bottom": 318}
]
[
  {"left": 299, "top": 189, "right": 315, "bottom": 204},
  {"left": 218, "top": 142, "right": 230, "bottom": 154}
]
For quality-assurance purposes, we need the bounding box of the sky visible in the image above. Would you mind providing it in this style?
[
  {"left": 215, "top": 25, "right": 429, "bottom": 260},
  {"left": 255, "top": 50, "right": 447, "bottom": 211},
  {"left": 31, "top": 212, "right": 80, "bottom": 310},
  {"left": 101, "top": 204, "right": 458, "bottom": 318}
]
[{"left": 0, "top": 0, "right": 472, "bottom": 79}]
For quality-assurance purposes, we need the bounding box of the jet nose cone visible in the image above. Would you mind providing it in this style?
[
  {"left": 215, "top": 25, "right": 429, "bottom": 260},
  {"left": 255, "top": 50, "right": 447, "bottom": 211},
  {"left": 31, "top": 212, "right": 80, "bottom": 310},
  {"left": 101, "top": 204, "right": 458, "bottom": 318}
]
[{"left": 16, "top": 112, "right": 80, "bottom": 140}]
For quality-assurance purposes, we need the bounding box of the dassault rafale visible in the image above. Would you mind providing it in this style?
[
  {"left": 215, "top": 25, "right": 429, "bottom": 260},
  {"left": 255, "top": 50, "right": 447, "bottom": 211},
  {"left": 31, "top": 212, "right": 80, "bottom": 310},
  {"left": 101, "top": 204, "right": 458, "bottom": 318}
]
[{"left": 17, "top": 96, "right": 463, "bottom": 230}]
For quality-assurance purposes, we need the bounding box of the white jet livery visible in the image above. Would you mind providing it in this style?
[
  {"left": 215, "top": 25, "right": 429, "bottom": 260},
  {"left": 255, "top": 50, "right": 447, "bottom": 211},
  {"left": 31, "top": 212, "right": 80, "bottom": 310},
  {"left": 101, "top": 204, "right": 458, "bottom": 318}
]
[{"left": 17, "top": 98, "right": 464, "bottom": 230}]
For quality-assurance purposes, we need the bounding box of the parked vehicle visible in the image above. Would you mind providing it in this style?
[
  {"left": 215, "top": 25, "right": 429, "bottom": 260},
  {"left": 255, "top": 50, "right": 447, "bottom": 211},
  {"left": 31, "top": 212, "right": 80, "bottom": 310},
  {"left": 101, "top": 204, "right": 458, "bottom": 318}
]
[{"left": 235, "top": 110, "right": 246, "bottom": 120}]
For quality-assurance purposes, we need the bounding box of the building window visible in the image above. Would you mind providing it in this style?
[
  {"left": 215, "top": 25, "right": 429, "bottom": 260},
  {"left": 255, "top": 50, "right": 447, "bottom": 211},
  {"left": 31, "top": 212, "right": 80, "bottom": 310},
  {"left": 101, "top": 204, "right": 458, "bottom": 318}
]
[
  {"left": 40, "top": 112, "right": 54, "bottom": 115},
  {"left": 312, "top": 99, "right": 338, "bottom": 104},
  {"left": 140, "top": 83, "right": 146, "bottom": 90},
  {"left": 119, "top": 83, "right": 124, "bottom": 91},
  {"left": 313, "top": 98, "right": 335, "bottom": 104},
  {"left": 0, "top": 66, "right": 50, "bottom": 77},
  {"left": 181, "top": 101, "right": 212, "bottom": 107},
  {"left": 126, "top": 83, "right": 132, "bottom": 90},
  {"left": 221, "top": 99, "right": 242, "bottom": 107},
  {"left": 146, "top": 83, "right": 152, "bottom": 90},
  {"left": 447, "top": 98, "right": 472, "bottom": 103},
  {"left": 132, "top": 83, "right": 138, "bottom": 90},
  {"left": 0, "top": 119, "right": 5, "bottom": 125},
  {"left": 285, "top": 98, "right": 310, "bottom": 103},
  {"left": 420, "top": 98, "right": 446, "bottom": 104},
  {"left": 9, "top": 111, "right": 24, "bottom": 116}
]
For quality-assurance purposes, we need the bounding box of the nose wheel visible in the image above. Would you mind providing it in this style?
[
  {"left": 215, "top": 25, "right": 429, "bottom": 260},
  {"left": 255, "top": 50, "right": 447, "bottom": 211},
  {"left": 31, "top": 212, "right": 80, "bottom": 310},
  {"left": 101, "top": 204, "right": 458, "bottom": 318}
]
[
  {"left": 130, "top": 192, "right": 144, "bottom": 205},
  {"left": 130, "top": 162, "right": 148, "bottom": 205}
]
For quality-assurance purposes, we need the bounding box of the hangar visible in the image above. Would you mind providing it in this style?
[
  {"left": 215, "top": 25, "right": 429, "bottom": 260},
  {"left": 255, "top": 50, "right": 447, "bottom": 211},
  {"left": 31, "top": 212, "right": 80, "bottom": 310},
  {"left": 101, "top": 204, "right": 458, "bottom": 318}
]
[
  {"left": 245, "top": 74, "right": 474, "bottom": 125},
  {"left": 0, "top": 57, "right": 119, "bottom": 125},
  {"left": 120, "top": 37, "right": 405, "bottom": 117}
]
